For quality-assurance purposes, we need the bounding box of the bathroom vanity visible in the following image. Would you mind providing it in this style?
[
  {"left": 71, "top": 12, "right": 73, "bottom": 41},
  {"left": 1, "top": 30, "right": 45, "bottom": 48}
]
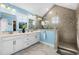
[
  {"left": 0, "top": 29, "right": 58, "bottom": 55},
  {"left": 0, "top": 31, "right": 40, "bottom": 55}
]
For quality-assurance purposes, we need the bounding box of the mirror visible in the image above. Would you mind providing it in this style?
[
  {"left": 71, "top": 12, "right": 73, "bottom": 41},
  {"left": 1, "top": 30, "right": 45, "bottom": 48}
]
[
  {"left": 29, "top": 19, "right": 36, "bottom": 29},
  {"left": 0, "top": 18, "right": 8, "bottom": 32}
]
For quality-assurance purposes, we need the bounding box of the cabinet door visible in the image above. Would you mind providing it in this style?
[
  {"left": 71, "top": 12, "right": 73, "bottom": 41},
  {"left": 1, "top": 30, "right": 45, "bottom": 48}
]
[
  {"left": 46, "top": 31, "right": 56, "bottom": 44},
  {"left": 23, "top": 34, "right": 30, "bottom": 48},
  {"left": 33, "top": 32, "right": 40, "bottom": 42},
  {"left": 23, "top": 32, "right": 39, "bottom": 48},
  {"left": 0, "top": 40, "right": 13, "bottom": 55},
  {"left": 40, "top": 31, "right": 46, "bottom": 42},
  {"left": 13, "top": 36, "right": 24, "bottom": 52},
  {"left": 29, "top": 32, "right": 39, "bottom": 44},
  {"left": 40, "top": 30, "right": 57, "bottom": 47}
]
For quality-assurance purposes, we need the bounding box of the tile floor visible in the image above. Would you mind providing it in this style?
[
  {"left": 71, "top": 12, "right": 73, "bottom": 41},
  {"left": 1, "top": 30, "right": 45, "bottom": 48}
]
[{"left": 13, "top": 42, "right": 59, "bottom": 55}]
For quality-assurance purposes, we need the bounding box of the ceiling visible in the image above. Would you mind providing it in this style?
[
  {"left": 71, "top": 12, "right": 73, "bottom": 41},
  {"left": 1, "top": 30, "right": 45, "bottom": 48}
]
[
  {"left": 56, "top": 3, "right": 78, "bottom": 10},
  {"left": 11, "top": 3, "right": 78, "bottom": 17},
  {"left": 12, "top": 3, "right": 54, "bottom": 16}
]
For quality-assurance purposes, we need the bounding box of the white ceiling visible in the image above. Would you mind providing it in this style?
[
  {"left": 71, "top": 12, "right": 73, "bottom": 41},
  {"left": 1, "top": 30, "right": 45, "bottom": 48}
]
[
  {"left": 56, "top": 3, "right": 78, "bottom": 10},
  {"left": 12, "top": 3, "right": 54, "bottom": 16},
  {"left": 12, "top": 3, "right": 78, "bottom": 17}
]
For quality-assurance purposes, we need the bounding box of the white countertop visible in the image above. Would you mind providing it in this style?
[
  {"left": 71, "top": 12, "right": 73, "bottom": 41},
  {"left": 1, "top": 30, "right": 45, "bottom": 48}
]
[
  {"left": 0, "top": 29, "right": 57, "bottom": 38},
  {"left": 0, "top": 30, "right": 40, "bottom": 38}
]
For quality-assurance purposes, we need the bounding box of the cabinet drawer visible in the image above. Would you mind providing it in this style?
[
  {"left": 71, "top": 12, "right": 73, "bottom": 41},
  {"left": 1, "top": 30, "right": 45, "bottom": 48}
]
[
  {"left": 24, "top": 41, "right": 32, "bottom": 48},
  {"left": 24, "top": 38, "right": 29, "bottom": 42}
]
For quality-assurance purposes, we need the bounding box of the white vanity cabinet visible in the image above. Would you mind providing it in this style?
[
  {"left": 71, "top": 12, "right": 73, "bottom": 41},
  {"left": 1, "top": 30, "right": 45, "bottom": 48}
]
[
  {"left": 0, "top": 37, "right": 14, "bottom": 55},
  {"left": 13, "top": 36, "right": 25, "bottom": 53},
  {"left": 23, "top": 32, "right": 40, "bottom": 48},
  {"left": 28, "top": 32, "right": 39, "bottom": 44},
  {"left": 0, "top": 31, "right": 40, "bottom": 55}
]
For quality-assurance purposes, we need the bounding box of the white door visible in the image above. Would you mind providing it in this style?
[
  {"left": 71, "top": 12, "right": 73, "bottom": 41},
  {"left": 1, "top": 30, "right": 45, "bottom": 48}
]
[{"left": 0, "top": 40, "right": 13, "bottom": 55}]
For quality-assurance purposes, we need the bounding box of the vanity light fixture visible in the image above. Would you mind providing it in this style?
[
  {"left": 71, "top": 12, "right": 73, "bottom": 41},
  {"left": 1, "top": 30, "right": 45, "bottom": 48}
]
[
  {"left": 28, "top": 14, "right": 36, "bottom": 20},
  {"left": 49, "top": 11, "right": 52, "bottom": 14},
  {"left": 41, "top": 21, "right": 45, "bottom": 26},
  {"left": 33, "top": 21, "right": 36, "bottom": 25},
  {"left": 45, "top": 20, "right": 49, "bottom": 23},
  {"left": 0, "top": 3, "right": 16, "bottom": 14},
  {"left": 27, "top": 14, "right": 33, "bottom": 19},
  {"left": 7, "top": 7, "right": 11, "bottom": 10},
  {"left": 23, "top": 16, "right": 27, "bottom": 19},
  {"left": 23, "top": 16, "right": 26, "bottom": 18},
  {"left": 38, "top": 18, "right": 42, "bottom": 21},
  {"left": 32, "top": 15, "right": 36, "bottom": 18},
  {"left": 25, "top": 16, "right": 28, "bottom": 18},
  {"left": 0, "top": 4, "right": 6, "bottom": 8},
  {"left": 12, "top": 9, "right": 16, "bottom": 13},
  {"left": 11, "top": 9, "right": 16, "bottom": 14}
]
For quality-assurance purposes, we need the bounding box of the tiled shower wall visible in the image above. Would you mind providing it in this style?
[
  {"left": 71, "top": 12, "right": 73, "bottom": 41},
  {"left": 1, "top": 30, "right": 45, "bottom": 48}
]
[
  {"left": 44, "top": 5, "right": 77, "bottom": 44},
  {"left": 76, "top": 4, "right": 79, "bottom": 50}
]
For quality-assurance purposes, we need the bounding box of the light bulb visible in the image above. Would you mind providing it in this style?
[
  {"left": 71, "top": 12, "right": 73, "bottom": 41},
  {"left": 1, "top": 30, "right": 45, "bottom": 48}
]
[
  {"left": 41, "top": 21, "right": 45, "bottom": 25},
  {"left": 0, "top": 4, "right": 6, "bottom": 8},
  {"left": 38, "top": 18, "right": 42, "bottom": 21},
  {"left": 49, "top": 11, "right": 52, "bottom": 14},
  {"left": 12, "top": 9, "right": 16, "bottom": 13},
  {"left": 7, "top": 7, "right": 11, "bottom": 10}
]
